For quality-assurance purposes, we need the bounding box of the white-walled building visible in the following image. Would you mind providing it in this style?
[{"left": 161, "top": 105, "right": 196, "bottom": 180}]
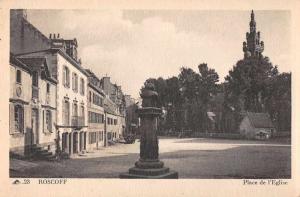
[
  {"left": 9, "top": 9, "right": 130, "bottom": 159},
  {"left": 9, "top": 53, "right": 58, "bottom": 159},
  {"left": 86, "top": 69, "right": 106, "bottom": 150},
  {"left": 17, "top": 46, "right": 89, "bottom": 156}
]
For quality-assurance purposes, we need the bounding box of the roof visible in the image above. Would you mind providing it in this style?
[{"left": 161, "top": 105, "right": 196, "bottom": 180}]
[
  {"left": 246, "top": 112, "right": 274, "bottom": 128},
  {"left": 104, "top": 106, "right": 117, "bottom": 116},
  {"left": 17, "top": 57, "right": 46, "bottom": 68},
  {"left": 10, "top": 53, "right": 31, "bottom": 73},
  {"left": 14, "top": 48, "right": 89, "bottom": 77},
  {"left": 16, "top": 56, "right": 57, "bottom": 84}
]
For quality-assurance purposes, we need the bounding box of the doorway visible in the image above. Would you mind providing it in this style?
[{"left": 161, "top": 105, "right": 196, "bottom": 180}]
[
  {"left": 73, "top": 132, "right": 78, "bottom": 153},
  {"left": 31, "top": 108, "right": 39, "bottom": 144},
  {"left": 62, "top": 132, "right": 68, "bottom": 153}
]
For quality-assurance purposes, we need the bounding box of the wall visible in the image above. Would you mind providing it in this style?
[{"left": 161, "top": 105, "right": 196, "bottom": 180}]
[
  {"left": 87, "top": 86, "right": 105, "bottom": 150},
  {"left": 37, "top": 76, "right": 57, "bottom": 153},
  {"left": 106, "top": 113, "right": 119, "bottom": 140},
  {"left": 10, "top": 10, "right": 51, "bottom": 55},
  {"left": 56, "top": 53, "right": 88, "bottom": 128},
  {"left": 9, "top": 64, "right": 32, "bottom": 155}
]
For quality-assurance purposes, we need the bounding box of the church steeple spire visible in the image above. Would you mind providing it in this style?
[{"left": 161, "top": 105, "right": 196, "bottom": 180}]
[
  {"left": 243, "top": 10, "right": 264, "bottom": 59},
  {"left": 250, "top": 10, "right": 256, "bottom": 32}
]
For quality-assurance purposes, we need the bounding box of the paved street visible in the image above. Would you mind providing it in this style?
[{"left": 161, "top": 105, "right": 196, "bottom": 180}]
[{"left": 10, "top": 137, "right": 291, "bottom": 179}]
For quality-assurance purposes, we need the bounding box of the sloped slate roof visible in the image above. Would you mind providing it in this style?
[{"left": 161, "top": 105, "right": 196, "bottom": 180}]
[
  {"left": 16, "top": 56, "right": 57, "bottom": 83},
  {"left": 10, "top": 53, "right": 31, "bottom": 73},
  {"left": 104, "top": 106, "right": 117, "bottom": 116},
  {"left": 17, "top": 57, "right": 45, "bottom": 68},
  {"left": 247, "top": 112, "right": 274, "bottom": 128}
]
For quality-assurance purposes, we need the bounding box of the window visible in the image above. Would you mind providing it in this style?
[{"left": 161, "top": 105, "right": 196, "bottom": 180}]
[
  {"left": 16, "top": 70, "right": 22, "bottom": 84},
  {"left": 46, "top": 83, "right": 50, "bottom": 94},
  {"left": 92, "top": 93, "right": 103, "bottom": 107},
  {"left": 32, "top": 71, "right": 38, "bottom": 87},
  {"left": 88, "top": 111, "right": 104, "bottom": 124},
  {"left": 98, "top": 131, "right": 104, "bottom": 141},
  {"left": 81, "top": 105, "right": 85, "bottom": 123},
  {"left": 46, "top": 110, "right": 52, "bottom": 132},
  {"left": 63, "top": 66, "right": 70, "bottom": 88},
  {"left": 80, "top": 78, "right": 85, "bottom": 95},
  {"left": 63, "top": 100, "right": 70, "bottom": 125},
  {"left": 14, "top": 105, "right": 24, "bottom": 133},
  {"left": 89, "top": 91, "right": 92, "bottom": 102},
  {"left": 73, "top": 103, "right": 78, "bottom": 116},
  {"left": 89, "top": 132, "right": 97, "bottom": 144},
  {"left": 72, "top": 73, "right": 78, "bottom": 92}
]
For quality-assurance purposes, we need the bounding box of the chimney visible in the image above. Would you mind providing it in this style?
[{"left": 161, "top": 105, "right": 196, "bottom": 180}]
[
  {"left": 53, "top": 34, "right": 56, "bottom": 39},
  {"left": 57, "top": 33, "right": 60, "bottom": 38},
  {"left": 49, "top": 33, "right": 52, "bottom": 39}
]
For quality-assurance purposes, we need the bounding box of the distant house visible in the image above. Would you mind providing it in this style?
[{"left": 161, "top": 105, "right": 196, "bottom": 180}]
[{"left": 239, "top": 112, "right": 275, "bottom": 140}]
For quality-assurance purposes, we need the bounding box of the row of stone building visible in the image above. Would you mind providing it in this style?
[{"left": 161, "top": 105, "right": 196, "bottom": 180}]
[{"left": 9, "top": 10, "right": 136, "bottom": 158}]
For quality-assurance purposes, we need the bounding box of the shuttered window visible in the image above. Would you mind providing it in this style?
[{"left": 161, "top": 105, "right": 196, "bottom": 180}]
[
  {"left": 14, "top": 105, "right": 24, "bottom": 133},
  {"left": 46, "top": 110, "right": 52, "bottom": 132}
]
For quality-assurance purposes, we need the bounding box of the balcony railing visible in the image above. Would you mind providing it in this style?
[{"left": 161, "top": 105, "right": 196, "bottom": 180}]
[
  {"left": 32, "top": 86, "right": 39, "bottom": 99},
  {"left": 72, "top": 116, "right": 85, "bottom": 127}
]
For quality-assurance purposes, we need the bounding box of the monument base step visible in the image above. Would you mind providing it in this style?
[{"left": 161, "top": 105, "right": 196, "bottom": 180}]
[
  {"left": 120, "top": 170, "right": 178, "bottom": 179},
  {"left": 129, "top": 167, "right": 170, "bottom": 176}
]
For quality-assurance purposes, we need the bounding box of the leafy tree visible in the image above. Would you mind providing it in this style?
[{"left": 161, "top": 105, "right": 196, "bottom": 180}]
[
  {"left": 225, "top": 56, "right": 278, "bottom": 112},
  {"left": 264, "top": 72, "right": 291, "bottom": 131}
]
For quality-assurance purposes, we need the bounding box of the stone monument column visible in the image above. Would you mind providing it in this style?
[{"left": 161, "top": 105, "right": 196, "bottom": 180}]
[{"left": 120, "top": 82, "right": 178, "bottom": 178}]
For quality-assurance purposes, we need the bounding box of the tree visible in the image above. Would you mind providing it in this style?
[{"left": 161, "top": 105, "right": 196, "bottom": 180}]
[
  {"left": 264, "top": 72, "right": 291, "bottom": 131},
  {"left": 178, "top": 64, "right": 219, "bottom": 132},
  {"left": 225, "top": 56, "right": 278, "bottom": 112}
]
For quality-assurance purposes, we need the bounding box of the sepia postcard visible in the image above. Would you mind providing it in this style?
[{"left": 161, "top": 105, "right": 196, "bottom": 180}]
[{"left": 0, "top": 0, "right": 299, "bottom": 197}]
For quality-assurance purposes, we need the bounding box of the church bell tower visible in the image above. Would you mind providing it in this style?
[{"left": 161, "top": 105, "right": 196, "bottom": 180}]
[{"left": 243, "top": 10, "right": 264, "bottom": 59}]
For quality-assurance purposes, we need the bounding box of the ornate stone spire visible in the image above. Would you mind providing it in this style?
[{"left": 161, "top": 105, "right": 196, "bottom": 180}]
[
  {"left": 243, "top": 10, "right": 264, "bottom": 59},
  {"left": 250, "top": 10, "right": 256, "bottom": 32}
]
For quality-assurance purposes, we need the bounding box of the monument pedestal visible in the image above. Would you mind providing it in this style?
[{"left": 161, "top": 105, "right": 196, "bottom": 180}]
[{"left": 120, "top": 83, "right": 178, "bottom": 179}]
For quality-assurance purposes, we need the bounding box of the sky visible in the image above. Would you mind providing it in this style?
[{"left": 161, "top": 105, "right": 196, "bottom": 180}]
[{"left": 27, "top": 10, "right": 291, "bottom": 98}]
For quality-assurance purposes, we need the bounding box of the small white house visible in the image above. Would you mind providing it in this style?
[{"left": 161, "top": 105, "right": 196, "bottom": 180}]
[{"left": 239, "top": 112, "right": 275, "bottom": 140}]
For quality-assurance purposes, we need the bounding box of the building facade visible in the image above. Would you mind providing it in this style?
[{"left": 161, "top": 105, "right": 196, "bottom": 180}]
[
  {"left": 239, "top": 112, "right": 275, "bottom": 140},
  {"left": 104, "top": 96, "right": 125, "bottom": 141},
  {"left": 86, "top": 69, "right": 106, "bottom": 150},
  {"left": 124, "top": 95, "right": 139, "bottom": 135},
  {"left": 9, "top": 53, "right": 57, "bottom": 157},
  {"left": 9, "top": 9, "right": 132, "bottom": 158}
]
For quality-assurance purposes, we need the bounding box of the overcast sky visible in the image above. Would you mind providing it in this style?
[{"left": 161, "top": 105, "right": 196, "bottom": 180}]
[{"left": 27, "top": 10, "right": 291, "bottom": 98}]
